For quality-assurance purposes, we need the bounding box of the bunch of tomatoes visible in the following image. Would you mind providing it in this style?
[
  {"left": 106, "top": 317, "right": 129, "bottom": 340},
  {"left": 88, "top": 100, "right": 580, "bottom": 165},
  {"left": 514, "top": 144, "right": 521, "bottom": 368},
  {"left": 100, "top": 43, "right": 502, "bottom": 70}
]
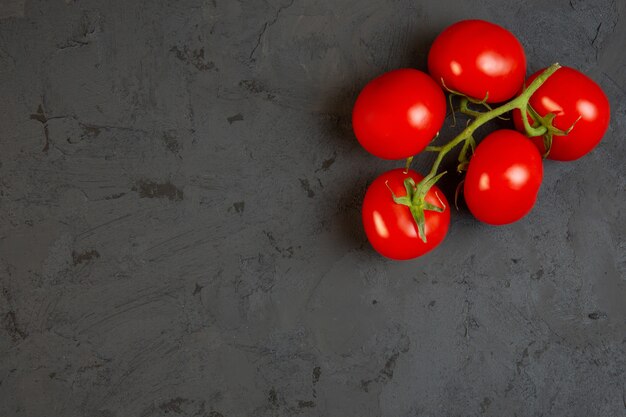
[{"left": 353, "top": 20, "right": 611, "bottom": 260}]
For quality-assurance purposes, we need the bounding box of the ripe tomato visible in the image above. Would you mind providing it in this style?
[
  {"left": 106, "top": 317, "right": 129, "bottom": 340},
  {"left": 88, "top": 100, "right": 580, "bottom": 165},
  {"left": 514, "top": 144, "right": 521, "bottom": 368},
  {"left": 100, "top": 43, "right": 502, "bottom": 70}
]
[
  {"left": 362, "top": 169, "right": 450, "bottom": 260},
  {"left": 512, "top": 66, "right": 610, "bottom": 161},
  {"left": 352, "top": 69, "right": 446, "bottom": 160},
  {"left": 464, "top": 130, "right": 543, "bottom": 225},
  {"left": 428, "top": 20, "right": 526, "bottom": 103}
]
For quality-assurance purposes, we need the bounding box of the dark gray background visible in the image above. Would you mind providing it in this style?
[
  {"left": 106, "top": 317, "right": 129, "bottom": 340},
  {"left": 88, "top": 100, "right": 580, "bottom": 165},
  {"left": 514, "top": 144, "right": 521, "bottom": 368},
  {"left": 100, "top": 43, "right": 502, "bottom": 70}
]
[{"left": 1, "top": 0, "right": 625, "bottom": 416}]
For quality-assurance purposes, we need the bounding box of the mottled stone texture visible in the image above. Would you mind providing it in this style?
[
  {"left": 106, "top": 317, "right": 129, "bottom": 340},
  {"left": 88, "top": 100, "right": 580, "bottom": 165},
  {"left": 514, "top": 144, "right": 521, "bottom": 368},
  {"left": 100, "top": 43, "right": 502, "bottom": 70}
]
[{"left": 0, "top": 0, "right": 625, "bottom": 416}]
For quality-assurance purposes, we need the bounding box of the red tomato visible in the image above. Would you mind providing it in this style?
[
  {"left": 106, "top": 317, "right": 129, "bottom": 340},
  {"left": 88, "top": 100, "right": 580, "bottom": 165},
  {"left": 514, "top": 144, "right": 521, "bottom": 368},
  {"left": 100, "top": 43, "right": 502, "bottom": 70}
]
[
  {"left": 352, "top": 69, "right": 446, "bottom": 160},
  {"left": 428, "top": 20, "right": 526, "bottom": 103},
  {"left": 464, "top": 130, "right": 543, "bottom": 225},
  {"left": 513, "top": 66, "right": 610, "bottom": 161},
  {"left": 362, "top": 169, "right": 450, "bottom": 260}
]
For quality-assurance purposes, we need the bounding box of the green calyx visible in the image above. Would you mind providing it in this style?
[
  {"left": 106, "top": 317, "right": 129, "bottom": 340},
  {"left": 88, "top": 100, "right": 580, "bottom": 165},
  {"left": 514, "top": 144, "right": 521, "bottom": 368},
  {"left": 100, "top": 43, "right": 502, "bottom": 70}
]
[
  {"left": 386, "top": 173, "right": 447, "bottom": 242},
  {"left": 388, "top": 63, "right": 563, "bottom": 243},
  {"left": 523, "top": 104, "right": 581, "bottom": 158}
]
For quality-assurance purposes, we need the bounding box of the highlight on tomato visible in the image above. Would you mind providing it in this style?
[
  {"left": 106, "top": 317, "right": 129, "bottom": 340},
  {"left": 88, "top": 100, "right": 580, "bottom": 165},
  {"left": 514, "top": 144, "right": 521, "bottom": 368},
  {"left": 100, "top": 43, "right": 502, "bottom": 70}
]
[
  {"left": 463, "top": 130, "right": 543, "bottom": 225},
  {"left": 352, "top": 69, "right": 447, "bottom": 160},
  {"left": 362, "top": 169, "right": 450, "bottom": 260},
  {"left": 427, "top": 19, "right": 526, "bottom": 103},
  {"left": 513, "top": 66, "right": 611, "bottom": 161}
]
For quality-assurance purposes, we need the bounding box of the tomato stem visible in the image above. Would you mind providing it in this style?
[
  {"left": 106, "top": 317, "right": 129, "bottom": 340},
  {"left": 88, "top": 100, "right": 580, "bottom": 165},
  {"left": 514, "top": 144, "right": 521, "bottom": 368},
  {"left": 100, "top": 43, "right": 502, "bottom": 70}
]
[
  {"left": 404, "top": 156, "right": 414, "bottom": 173},
  {"left": 459, "top": 98, "right": 483, "bottom": 118},
  {"left": 425, "top": 63, "right": 561, "bottom": 180},
  {"left": 520, "top": 102, "right": 548, "bottom": 137},
  {"left": 405, "top": 63, "right": 561, "bottom": 242}
]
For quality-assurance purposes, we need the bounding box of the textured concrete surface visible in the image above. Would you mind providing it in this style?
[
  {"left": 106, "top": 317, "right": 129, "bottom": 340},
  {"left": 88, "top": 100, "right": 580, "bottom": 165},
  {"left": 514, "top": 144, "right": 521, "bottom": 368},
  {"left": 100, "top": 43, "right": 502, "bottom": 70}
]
[{"left": 1, "top": 0, "right": 625, "bottom": 416}]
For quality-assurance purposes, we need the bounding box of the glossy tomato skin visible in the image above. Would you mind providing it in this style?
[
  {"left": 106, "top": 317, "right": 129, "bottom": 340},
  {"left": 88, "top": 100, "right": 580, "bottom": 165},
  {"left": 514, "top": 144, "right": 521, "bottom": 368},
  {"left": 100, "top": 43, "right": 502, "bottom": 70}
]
[
  {"left": 352, "top": 69, "right": 446, "bottom": 160},
  {"left": 428, "top": 20, "right": 526, "bottom": 103},
  {"left": 464, "top": 130, "right": 543, "bottom": 225},
  {"left": 512, "top": 66, "right": 610, "bottom": 161},
  {"left": 362, "top": 169, "right": 450, "bottom": 260}
]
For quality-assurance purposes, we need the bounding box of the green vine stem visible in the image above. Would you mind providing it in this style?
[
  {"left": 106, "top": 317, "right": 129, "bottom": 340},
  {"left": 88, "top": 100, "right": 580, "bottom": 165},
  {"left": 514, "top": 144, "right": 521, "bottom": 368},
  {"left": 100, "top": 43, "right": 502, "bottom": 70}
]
[
  {"left": 404, "top": 62, "right": 562, "bottom": 242},
  {"left": 424, "top": 62, "right": 561, "bottom": 179}
]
